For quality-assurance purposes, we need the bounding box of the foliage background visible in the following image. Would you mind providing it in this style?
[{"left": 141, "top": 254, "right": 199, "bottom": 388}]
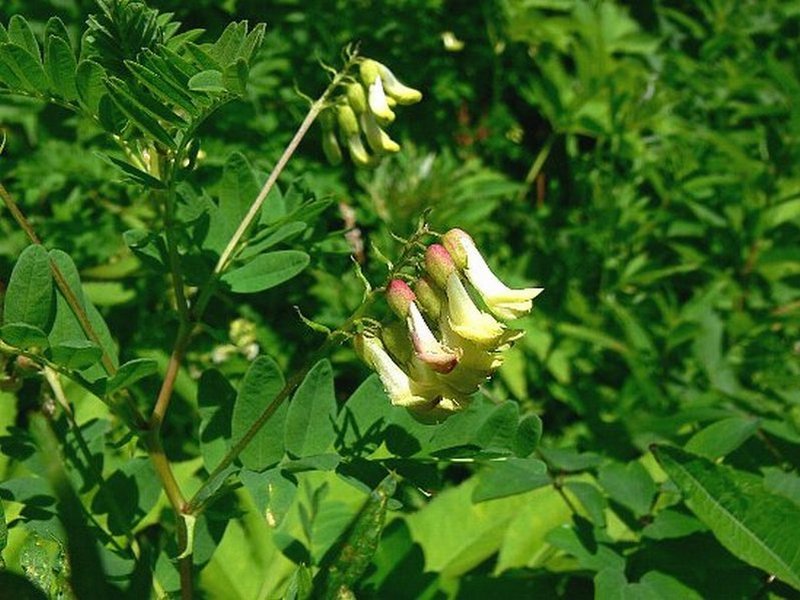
[{"left": 1, "top": 0, "right": 800, "bottom": 598}]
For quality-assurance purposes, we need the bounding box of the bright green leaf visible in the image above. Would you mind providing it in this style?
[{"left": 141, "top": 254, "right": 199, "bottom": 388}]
[
  {"left": 221, "top": 251, "right": 310, "bottom": 294},
  {"left": 3, "top": 244, "right": 54, "bottom": 330},
  {"left": 284, "top": 360, "right": 337, "bottom": 458}
]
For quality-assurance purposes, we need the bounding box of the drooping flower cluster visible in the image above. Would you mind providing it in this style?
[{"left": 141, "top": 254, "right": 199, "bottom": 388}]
[
  {"left": 320, "top": 59, "right": 422, "bottom": 167},
  {"left": 355, "top": 229, "right": 543, "bottom": 421}
]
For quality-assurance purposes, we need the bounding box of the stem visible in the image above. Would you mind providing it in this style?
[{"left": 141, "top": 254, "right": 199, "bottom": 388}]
[{"left": 516, "top": 132, "right": 557, "bottom": 203}]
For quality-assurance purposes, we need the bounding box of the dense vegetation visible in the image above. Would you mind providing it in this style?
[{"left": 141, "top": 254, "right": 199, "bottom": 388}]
[{"left": 1, "top": 1, "right": 799, "bottom": 598}]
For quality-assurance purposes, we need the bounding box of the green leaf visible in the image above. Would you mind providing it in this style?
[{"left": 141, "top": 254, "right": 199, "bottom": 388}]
[
  {"left": 50, "top": 340, "right": 103, "bottom": 370},
  {"left": 240, "top": 222, "right": 307, "bottom": 260},
  {"left": 90, "top": 457, "right": 160, "bottom": 535},
  {"left": 653, "top": 445, "right": 800, "bottom": 591},
  {"left": 188, "top": 69, "right": 225, "bottom": 92},
  {"left": 472, "top": 457, "right": 550, "bottom": 502},
  {"left": 284, "top": 564, "right": 313, "bottom": 600},
  {"left": 546, "top": 521, "right": 625, "bottom": 572},
  {"left": 8, "top": 15, "right": 39, "bottom": 61},
  {"left": 0, "top": 323, "right": 49, "bottom": 350},
  {"left": 597, "top": 460, "right": 656, "bottom": 517},
  {"left": 513, "top": 413, "right": 543, "bottom": 457},
  {"left": 0, "top": 497, "right": 7, "bottom": 567},
  {"left": 76, "top": 59, "right": 107, "bottom": 113},
  {"left": 96, "top": 152, "right": 166, "bottom": 189},
  {"left": 284, "top": 360, "right": 337, "bottom": 458},
  {"left": 45, "top": 36, "right": 78, "bottom": 100},
  {"left": 336, "top": 375, "right": 391, "bottom": 455},
  {"left": 222, "top": 57, "right": 248, "bottom": 95},
  {"left": 231, "top": 356, "right": 286, "bottom": 471},
  {"left": 43, "top": 17, "right": 71, "bottom": 46},
  {"left": 210, "top": 21, "right": 246, "bottom": 66},
  {"left": 0, "top": 43, "right": 49, "bottom": 93},
  {"left": 105, "top": 358, "right": 158, "bottom": 394},
  {"left": 47, "top": 249, "right": 119, "bottom": 376},
  {"left": 565, "top": 481, "right": 607, "bottom": 527},
  {"left": 315, "top": 474, "right": 397, "bottom": 597},
  {"left": 125, "top": 59, "right": 197, "bottom": 115},
  {"left": 221, "top": 251, "right": 310, "bottom": 294},
  {"left": 104, "top": 78, "right": 177, "bottom": 149},
  {"left": 198, "top": 369, "right": 236, "bottom": 470},
  {"left": 684, "top": 416, "right": 760, "bottom": 460},
  {"left": 219, "top": 151, "right": 260, "bottom": 224},
  {"left": 3, "top": 244, "right": 54, "bottom": 330}
]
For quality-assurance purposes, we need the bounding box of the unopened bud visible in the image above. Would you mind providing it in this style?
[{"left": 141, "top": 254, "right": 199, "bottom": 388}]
[
  {"left": 441, "top": 228, "right": 470, "bottom": 269},
  {"left": 386, "top": 279, "right": 415, "bottom": 317},
  {"left": 346, "top": 83, "right": 368, "bottom": 114},
  {"left": 414, "top": 277, "right": 444, "bottom": 321},
  {"left": 360, "top": 111, "right": 400, "bottom": 154},
  {"left": 378, "top": 62, "right": 422, "bottom": 105},
  {"left": 336, "top": 104, "right": 360, "bottom": 137},
  {"left": 424, "top": 244, "right": 457, "bottom": 288}
]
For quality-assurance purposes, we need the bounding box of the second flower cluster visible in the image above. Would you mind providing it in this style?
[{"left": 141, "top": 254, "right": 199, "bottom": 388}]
[{"left": 355, "top": 229, "right": 543, "bottom": 420}]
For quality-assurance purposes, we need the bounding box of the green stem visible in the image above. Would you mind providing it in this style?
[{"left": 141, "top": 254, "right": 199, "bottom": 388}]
[{"left": 516, "top": 132, "right": 557, "bottom": 203}]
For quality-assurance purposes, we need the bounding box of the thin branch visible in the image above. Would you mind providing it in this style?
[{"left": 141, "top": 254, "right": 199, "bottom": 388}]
[{"left": 516, "top": 132, "right": 557, "bottom": 203}]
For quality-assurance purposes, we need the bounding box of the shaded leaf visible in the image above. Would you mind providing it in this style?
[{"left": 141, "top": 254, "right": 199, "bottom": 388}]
[
  {"left": 3, "top": 244, "right": 54, "bottom": 330},
  {"left": 472, "top": 457, "right": 550, "bottom": 502},
  {"left": 285, "top": 360, "right": 337, "bottom": 458},
  {"left": 45, "top": 36, "right": 78, "bottom": 100},
  {"left": 221, "top": 251, "right": 310, "bottom": 294},
  {"left": 0, "top": 323, "right": 49, "bottom": 350},
  {"left": 105, "top": 358, "right": 158, "bottom": 394}
]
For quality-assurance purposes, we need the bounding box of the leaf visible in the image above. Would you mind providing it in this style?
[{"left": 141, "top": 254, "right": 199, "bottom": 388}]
[
  {"left": 565, "top": 481, "right": 607, "bottom": 527},
  {"left": 653, "top": 445, "right": 800, "bottom": 591},
  {"left": 45, "top": 36, "right": 78, "bottom": 100},
  {"left": 221, "top": 251, "right": 310, "bottom": 294},
  {"left": 47, "top": 249, "right": 119, "bottom": 377},
  {"left": 125, "top": 60, "right": 197, "bottom": 115},
  {"left": 104, "top": 78, "right": 177, "bottom": 149},
  {"left": 76, "top": 59, "right": 107, "bottom": 113},
  {"left": 684, "top": 416, "right": 760, "bottom": 460},
  {"left": 49, "top": 340, "right": 103, "bottom": 370},
  {"left": 0, "top": 323, "right": 49, "bottom": 350},
  {"left": 546, "top": 521, "right": 625, "bottom": 572},
  {"left": 513, "top": 413, "right": 543, "bottom": 457},
  {"left": 231, "top": 356, "right": 286, "bottom": 471},
  {"left": 240, "top": 222, "right": 307, "bottom": 260},
  {"left": 472, "top": 457, "right": 550, "bottom": 502},
  {"left": 96, "top": 153, "right": 165, "bottom": 189},
  {"left": 284, "top": 360, "right": 337, "bottom": 458},
  {"left": 222, "top": 57, "right": 248, "bottom": 94},
  {"left": 105, "top": 358, "right": 158, "bottom": 394},
  {"left": 188, "top": 69, "right": 225, "bottom": 92},
  {"left": 597, "top": 460, "right": 656, "bottom": 517},
  {"left": 3, "top": 244, "right": 54, "bottom": 330},
  {"left": 90, "top": 457, "right": 160, "bottom": 535},
  {"left": 43, "top": 17, "right": 71, "bottom": 46},
  {"left": 315, "top": 474, "right": 397, "bottom": 597},
  {"left": 336, "top": 375, "right": 391, "bottom": 455},
  {"left": 8, "top": 15, "right": 39, "bottom": 61},
  {"left": 0, "top": 43, "right": 49, "bottom": 93}
]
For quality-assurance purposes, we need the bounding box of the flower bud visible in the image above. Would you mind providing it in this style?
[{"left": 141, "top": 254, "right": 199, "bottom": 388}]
[
  {"left": 346, "top": 83, "right": 368, "bottom": 114},
  {"left": 381, "top": 321, "right": 413, "bottom": 365},
  {"left": 445, "top": 272, "right": 505, "bottom": 346},
  {"left": 442, "top": 228, "right": 544, "bottom": 320},
  {"left": 360, "top": 111, "right": 400, "bottom": 154},
  {"left": 336, "top": 104, "right": 360, "bottom": 137},
  {"left": 354, "top": 332, "right": 431, "bottom": 408},
  {"left": 360, "top": 60, "right": 396, "bottom": 123},
  {"left": 407, "top": 302, "right": 459, "bottom": 373},
  {"left": 414, "top": 276, "right": 444, "bottom": 321},
  {"left": 424, "top": 244, "right": 457, "bottom": 288},
  {"left": 377, "top": 62, "right": 422, "bottom": 105},
  {"left": 386, "top": 279, "right": 415, "bottom": 318},
  {"left": 321, "top": 130, "right": 342, "bottom": 165}
]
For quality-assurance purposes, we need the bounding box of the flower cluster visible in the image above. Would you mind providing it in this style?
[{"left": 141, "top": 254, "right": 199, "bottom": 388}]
[
  {"left": 355, "top": 229, "right": 543, "bottom": 421},
  {"left": 320, "top": 59, "right": 422, "bottom": 167}
]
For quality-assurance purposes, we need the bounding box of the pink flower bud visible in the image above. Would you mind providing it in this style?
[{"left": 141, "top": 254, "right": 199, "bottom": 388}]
[
  {"left": 424, "top": 244, "right": 456, "bottom": 288},
  {"left": 386, "top": 279, "right": 416, "bottom": 317}
]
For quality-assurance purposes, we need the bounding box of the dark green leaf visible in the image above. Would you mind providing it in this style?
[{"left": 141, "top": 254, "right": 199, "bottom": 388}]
[
  {"left": 76, "top": 59, "right": 107, "bottom": 113},
  {"left": 0, "top": 323, "right": 49, "bottom": 350},
  {"left": 565, "top": 481, "right": 607, "bottom": 527},
  {"left": 45, "top": 36, "right": 77, "bottom": 100},
  {"left": 8, "top": 15, "right": 39, "bottom": 61},
  {"left": 231, "top": 356, "right": 286, "bottom": 471},
  {"left": 96, "top": 153, "right": 165, "bottom": 189},
  {"left": 188, "top": 69, "right": 225, "bottom": 92},
  {"left": 222, "top": 57, "right": 248, "bottom": 95},
  {"left": 653, "top": 445, "right": 800, "bottom": 591},
  {"left": 221, "top": 251, "right": 310, "bottom": 294},
  {"left": 472, "top": 457, "right": 550, "bottom": 502},
  {"left": 43, "top": 17, "right": 71, "bottom": 46},
  {"left": 3, "top": 244, "right": 54, "bottom": 330},
  {"left": 105, "top": 358, "right": 158, "bottom": 394},
  {"left": 125, "top": 60, "right": 197, "bottom": 115},
  {"left": 284, "top": 360, "right": 337, "bottom": 457},
  {"left": 49, "top": 340, "right": 103, "bottom": 370},
  {"left": 198, "top": 369, "right": 236, "bottom": 470},
  {"left": 685, "top": 416, "right": 760, "bottom": 460},
  {"left": 240, "top": 222, "right": 307, "bottom": 260},
  {"left": 210, "top": 21, "right": 246, "bottom": 66},
  {"left": 91, "top": 457, "right": 160, "bottom": 535},
  {"left": 597, "top": 460, "right": 656, "bottom": 517},
  {"left": 513, "top": 413, "right": 543, "bottom": 457},
  {"left": 0, "top": 43, "right": 48, "bottom": 93},
  {"left": 336, "top": 375, "right": 391, "bottom": 455},
  {"left": 104, "top": 78, "right": 177, "bottom": 149}
]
